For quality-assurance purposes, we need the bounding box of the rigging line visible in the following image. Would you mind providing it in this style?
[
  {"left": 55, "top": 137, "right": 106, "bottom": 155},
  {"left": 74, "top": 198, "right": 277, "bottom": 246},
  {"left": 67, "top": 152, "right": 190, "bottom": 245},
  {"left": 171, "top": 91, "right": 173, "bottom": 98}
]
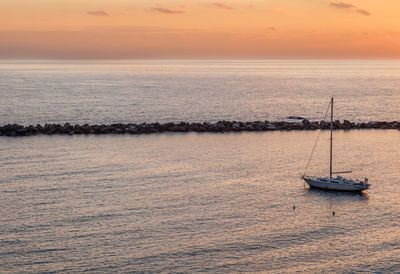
[{"left": 303, "top": 100, "right": 331, "bottom": 177}]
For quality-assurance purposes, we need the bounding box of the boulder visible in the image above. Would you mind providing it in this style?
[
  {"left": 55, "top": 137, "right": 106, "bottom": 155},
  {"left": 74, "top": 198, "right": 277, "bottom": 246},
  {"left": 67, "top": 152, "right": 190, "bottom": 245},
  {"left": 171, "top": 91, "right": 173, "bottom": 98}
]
[
  {"left": 266, "top": 123, "right": 277, "bottom": 130},
  {"left": 287, "top": 116, "right": 306, "bottom": 120},
  {"left": 302, "top": 119, "right": 310, "bottom": 125},
  {"left": 112, "top": 128, "right": 124, "bottom": 134},
  {"left": 127, "top": 126, "right": 138, "bottom": 134}
]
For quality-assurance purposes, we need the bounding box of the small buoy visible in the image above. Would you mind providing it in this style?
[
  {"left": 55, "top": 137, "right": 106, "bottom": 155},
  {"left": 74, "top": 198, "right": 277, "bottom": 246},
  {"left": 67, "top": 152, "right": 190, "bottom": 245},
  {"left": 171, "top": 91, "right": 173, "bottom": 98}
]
[{"left": 332, "top": 211, "right": 335, "bottom": 216}]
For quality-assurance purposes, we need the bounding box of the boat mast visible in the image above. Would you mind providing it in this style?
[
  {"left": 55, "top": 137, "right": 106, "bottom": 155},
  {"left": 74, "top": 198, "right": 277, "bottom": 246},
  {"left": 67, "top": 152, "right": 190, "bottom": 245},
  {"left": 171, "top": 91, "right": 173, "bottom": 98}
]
[{"left": 330, "top": 97, "right": 333, "bottom": 178}]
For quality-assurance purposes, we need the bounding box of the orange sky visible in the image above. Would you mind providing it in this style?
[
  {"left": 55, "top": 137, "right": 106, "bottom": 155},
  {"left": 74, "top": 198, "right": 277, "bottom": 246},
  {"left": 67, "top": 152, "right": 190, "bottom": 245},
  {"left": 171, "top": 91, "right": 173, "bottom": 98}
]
[{"left": 1, "top": 0, "right": 400, "bottom": 59}]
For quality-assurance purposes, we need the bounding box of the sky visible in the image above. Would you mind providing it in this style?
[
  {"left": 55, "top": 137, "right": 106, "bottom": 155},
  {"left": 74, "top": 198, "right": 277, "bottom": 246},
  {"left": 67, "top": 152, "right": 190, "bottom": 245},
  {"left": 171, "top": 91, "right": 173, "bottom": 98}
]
[{"left": 1, "top": 0, "right": 400, "bottom": 59}]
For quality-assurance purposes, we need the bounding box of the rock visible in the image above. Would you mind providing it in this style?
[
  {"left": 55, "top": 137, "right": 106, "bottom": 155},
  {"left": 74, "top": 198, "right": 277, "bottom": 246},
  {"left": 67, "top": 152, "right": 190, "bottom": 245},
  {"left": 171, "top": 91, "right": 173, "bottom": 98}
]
[
  {"left": 309, "top": 122, "right": 319, "bottom": 130},
  {"left": 168, "top": 124, "right": 179, "bottom": 132},
  {"left": 99, "top": 126, "right": 110, "bottom": 134},
  {"left": 245, "top": 124, "right": 255, "bottom": 131},
  {"left": 302, "top": 119, "right": 310, "bottom": 125},
  {"left": 254, "top": 122, "right": 263, "bottom": 131},
  {"left": 319, "top": 121, "right": 327, "bottom": 129},
  {"left": 27, "top": 125, "right": 38, "bottom": 134},
  {"left": 127, "top": 126, "right": 137, "bottom": 134},
  {"left": 16, "top": 127, "right": 28, "bottom": 136},
  {"left": 112, "top": 128, "right": 124, "bottom": 134},
  {"left": 178, "top": 125, "right": 188, "bottom": 132},
  {"left": 359, "top": 122, "right": 367, "bottom": 129},
  {"left": 332, "top": 120, "right": 340, "bottom": 129},
  {"left": 266, "top": 123, "right": 277, "bottom": 130},
  {"left": 43, "top": 124, "right": 56, "bottom": 134},
  {"left": 287, "top": 116, "right": 306, "bottom": 120},
  {"left": 216, "top": 121, "right": 226, "bottom": 131},
  {"left": 343, "top": 120, "right": 351, "bottom": 130}
]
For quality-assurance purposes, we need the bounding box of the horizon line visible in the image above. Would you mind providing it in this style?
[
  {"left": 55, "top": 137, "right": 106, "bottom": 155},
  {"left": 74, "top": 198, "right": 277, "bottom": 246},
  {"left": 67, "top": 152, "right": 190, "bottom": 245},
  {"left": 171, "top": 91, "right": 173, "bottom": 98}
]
[{"left": 1, "top": 58, "right": 400, "bottom": 61}]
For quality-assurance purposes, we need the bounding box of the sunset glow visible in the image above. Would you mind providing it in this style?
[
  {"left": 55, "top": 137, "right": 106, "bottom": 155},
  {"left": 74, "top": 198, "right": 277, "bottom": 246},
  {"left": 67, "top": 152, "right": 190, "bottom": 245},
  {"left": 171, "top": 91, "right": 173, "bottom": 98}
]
[{"left": 1, "top": 0, "right": 400, "bottom": 59}]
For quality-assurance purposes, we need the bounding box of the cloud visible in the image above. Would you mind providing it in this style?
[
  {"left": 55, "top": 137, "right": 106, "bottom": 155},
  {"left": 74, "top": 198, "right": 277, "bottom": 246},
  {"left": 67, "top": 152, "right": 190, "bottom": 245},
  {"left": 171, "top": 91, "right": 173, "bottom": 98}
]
[
  {"left": 212, "top": 2, "right": 234, "bottom": 10},
  {"left": 330, "top": 2, "right": 355, "bottom": 9},
  {"left": 87, "top": 10, "right": 109, "bottom": 16},
  {"left": 356, "top": 9, "right": 371, "bottom": 16},
  {"left": 151, "top": 7, "right": 185, "bottom": 14},
  {"left": 329, "top": 2, "right": 371, "bottom": 16}
]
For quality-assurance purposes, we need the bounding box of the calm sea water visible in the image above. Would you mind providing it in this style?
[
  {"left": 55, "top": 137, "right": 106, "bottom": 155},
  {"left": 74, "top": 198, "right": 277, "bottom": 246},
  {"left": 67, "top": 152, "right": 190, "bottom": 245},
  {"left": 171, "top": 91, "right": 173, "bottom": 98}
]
[
  {"left": 0, "top": 61, "right": 400, "bottom": 272},
  {"left": 0, "top": 60, "right": 400, "bottom": 125},
  {"left": 1, "top": 130, "right": 399, "bottom": 272}
]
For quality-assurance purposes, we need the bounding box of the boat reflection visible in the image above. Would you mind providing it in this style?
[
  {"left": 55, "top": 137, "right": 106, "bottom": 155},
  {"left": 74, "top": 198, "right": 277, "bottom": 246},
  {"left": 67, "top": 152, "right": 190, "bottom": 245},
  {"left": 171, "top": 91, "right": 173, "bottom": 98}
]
[{"left": 304, "top": 186, "right": 369, "bottom": 200}]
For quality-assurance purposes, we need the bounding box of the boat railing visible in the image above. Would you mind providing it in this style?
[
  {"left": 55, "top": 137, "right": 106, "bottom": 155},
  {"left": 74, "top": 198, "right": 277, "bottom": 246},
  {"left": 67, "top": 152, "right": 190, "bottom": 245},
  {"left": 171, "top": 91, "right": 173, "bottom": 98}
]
[{"left": 332, "top": 171, "right": 353, "bottom": 174}]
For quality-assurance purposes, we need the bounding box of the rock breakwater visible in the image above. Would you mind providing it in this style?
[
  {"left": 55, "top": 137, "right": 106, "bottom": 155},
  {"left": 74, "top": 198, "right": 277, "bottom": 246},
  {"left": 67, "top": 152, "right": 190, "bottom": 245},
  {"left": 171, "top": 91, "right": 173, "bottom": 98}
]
[{"left": 1, "top": 120, "right": 399, "bottom": 137}]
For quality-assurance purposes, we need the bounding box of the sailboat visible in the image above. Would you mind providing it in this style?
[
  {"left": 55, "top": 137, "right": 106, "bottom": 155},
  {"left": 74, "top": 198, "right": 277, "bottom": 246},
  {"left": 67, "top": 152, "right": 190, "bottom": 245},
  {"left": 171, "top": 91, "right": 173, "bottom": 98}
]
[{"left": 301, "top": 98, "right": 370, "bottom": 191}]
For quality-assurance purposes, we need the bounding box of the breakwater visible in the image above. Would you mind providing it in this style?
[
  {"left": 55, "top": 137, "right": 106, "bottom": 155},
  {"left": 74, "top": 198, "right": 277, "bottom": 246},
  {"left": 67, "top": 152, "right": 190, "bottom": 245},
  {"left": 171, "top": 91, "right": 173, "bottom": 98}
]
[{"left": 1, "top": 120, "right": 399, "bottom": 137}]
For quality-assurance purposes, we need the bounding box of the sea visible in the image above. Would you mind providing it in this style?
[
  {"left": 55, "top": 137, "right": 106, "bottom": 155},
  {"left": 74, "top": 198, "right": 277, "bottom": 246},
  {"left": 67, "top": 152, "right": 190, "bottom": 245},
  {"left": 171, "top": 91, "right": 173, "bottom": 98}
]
[{"left": 0, "top": 60, "right": 399, "bottom": 272}]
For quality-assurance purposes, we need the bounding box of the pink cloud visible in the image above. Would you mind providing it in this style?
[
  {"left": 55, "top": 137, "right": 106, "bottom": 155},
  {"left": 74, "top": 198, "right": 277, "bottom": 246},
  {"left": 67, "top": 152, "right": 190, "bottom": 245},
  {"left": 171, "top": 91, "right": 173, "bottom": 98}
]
[
  {"left": 330, "top": 2, "right": 355, "bottom": 9},
  {"left": 151, "top": 7, "right": 185, "bottom": 14},
  {"left": 356, "top": 9, "right": 371, "bottom": 16},
  {"left": 329, "top": 2, "right": 371, "bottom": 16}
]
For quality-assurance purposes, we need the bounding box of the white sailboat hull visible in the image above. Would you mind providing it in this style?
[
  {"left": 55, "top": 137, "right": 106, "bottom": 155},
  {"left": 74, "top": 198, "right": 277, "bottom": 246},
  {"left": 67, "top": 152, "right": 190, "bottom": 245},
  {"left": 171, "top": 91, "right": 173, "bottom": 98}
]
[{"left": 303, "top": 176, "right": 369, "bottom": 191}]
